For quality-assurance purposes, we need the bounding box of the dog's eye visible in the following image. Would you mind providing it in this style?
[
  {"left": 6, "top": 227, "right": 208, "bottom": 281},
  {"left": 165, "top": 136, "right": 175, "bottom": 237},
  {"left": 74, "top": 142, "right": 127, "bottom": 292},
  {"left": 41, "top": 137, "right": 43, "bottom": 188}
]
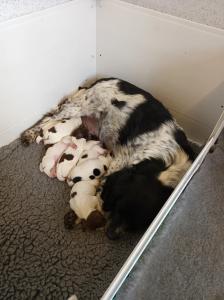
[{"left": 111, "top": 98, "right": 126, "bottom": 109}]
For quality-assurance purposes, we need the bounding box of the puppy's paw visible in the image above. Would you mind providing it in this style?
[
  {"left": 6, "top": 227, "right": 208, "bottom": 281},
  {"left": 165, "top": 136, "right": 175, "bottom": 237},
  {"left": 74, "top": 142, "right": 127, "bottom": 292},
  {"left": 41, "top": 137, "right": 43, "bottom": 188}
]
[
  {"left": 20, "top": 129, "right": 37, "bottom": 146},
  {"left": 64, "top": 210, "right": 77, "bottom": 229}
]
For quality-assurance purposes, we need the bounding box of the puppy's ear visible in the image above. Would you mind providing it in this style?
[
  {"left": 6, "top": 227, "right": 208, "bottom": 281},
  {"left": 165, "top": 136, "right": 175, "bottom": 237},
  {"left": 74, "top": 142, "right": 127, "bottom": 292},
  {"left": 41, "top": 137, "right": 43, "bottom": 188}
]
[{"left": 86, "top": 211, "right": 106, "bottom": 230}]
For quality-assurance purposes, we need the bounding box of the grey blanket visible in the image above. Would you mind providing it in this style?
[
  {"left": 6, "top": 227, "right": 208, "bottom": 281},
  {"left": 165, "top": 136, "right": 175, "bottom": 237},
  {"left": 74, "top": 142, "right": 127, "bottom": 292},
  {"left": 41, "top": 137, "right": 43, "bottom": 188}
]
[{"left": 0, "top": 140, "right": 140, "bottom": 300}]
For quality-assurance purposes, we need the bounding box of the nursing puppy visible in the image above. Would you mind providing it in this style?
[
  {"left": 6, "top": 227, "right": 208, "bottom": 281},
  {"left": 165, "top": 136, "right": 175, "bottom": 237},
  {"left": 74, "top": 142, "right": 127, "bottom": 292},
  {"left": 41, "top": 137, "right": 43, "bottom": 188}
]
[{"left": 21, "top": 78, "right": 194, "bottom": 239}]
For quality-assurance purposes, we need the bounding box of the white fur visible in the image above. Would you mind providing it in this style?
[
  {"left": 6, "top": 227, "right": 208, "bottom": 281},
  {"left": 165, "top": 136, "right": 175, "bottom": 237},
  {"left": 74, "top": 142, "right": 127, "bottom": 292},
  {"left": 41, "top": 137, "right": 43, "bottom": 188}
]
[
  {"left": 56, "top": 138, "right": 86, "bottom": 181},
  {"left": 40, "top": 136, "right": 75, "bottom": 177},
  {"left": 70, "top": 180, "right": 101, "bottom": 220},
  {"left": 67, "top": 155, "right": 111, "bottom": 187}
]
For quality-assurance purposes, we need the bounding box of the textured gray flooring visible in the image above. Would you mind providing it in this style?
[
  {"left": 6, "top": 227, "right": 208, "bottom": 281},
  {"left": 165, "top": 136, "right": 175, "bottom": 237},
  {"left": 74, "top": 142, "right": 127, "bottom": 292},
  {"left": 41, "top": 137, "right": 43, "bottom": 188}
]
[
  {"left": 117, "top": 132, "right": 224, "bottom": 300},
  {"left": 123, "top": 0, "right": 224, "bottom": 29},
  {"left": 0, "top": 140, "right": 140, "bottom": 300}
]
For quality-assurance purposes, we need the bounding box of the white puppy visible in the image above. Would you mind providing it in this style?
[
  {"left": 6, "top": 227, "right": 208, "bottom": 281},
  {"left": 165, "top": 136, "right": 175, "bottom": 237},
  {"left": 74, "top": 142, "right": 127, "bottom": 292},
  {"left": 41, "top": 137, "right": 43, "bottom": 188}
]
[
  {"left": 56, "top": 138, "right": 86, "bottom": 181},
  {"left": 67, "top": 155, "right": 111, "bottom": 186},
  {"left": 69, "top": 179, "right": 106, "bottom": 229},
  {"left": 40, "top": 136, "right": 77, "bottom": 177}
]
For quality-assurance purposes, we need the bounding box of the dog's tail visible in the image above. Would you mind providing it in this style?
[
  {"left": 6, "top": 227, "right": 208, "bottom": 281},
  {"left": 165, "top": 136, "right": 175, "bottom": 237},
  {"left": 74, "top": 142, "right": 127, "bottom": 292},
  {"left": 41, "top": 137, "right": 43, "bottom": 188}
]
[{"left": 158, "top": 149, "right": 192, "bottom": 188}]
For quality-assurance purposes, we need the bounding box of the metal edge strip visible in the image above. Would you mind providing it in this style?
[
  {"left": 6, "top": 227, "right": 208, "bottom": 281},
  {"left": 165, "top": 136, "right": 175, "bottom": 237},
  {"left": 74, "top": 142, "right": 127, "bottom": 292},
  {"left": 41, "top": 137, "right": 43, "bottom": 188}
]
[{"left": 101, "top": 111, "right": 224, "bottom": 300}]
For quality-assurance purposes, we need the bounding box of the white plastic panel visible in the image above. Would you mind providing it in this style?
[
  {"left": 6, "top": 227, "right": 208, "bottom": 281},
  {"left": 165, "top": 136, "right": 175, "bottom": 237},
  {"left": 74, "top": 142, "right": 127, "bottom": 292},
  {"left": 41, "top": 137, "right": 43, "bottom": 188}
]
[
  {"left": 97, "top": 0, "right": 224, "bottom": 143},
  {"left": 0, "top": 0, "right": 96, "bottom": 147}
]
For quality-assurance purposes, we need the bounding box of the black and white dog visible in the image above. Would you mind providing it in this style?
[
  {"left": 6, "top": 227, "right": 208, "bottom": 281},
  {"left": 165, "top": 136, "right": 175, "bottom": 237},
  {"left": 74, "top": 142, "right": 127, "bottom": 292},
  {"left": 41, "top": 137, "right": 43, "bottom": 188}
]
[{"left": 21, "top": 78, "right": 195, "bottom": 239}]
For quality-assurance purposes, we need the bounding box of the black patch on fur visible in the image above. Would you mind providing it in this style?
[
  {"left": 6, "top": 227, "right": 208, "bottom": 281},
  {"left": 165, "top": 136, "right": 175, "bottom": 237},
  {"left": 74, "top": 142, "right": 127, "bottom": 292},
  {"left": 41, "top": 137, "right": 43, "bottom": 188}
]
[
  {"left": 174, "top": 129, "right": 195, "bottom": 161},
  {"left": 39, "top": 128, "right": 44, "bottom": 137},
  {"left": 87, "top": 77, "right": 117, "bottom": 89},
  {"left": 81, "top": 154, "right": 88, "bottom": 159},
  {"left": 93, "top": 168, "right": 101, "bottom": 176},
  {"left": 73, "top": 177, "right": 82, "bottom": 183},
  {"left": 71, "top": 192, "right": 77, "bottom": 198},
  {"left": 61, "top": 120, "right": 66, "bottom": 123},
  {"left": 89, "top": 175, "right": 95, "bottom": 180},
  {"left": 59, "top": 153, "right": 74, "bottom": 163},
  {"left": 48, "top": 126, "right": 56, "bottom": 133},
  {"left": 58, "top": 97, "right": 69, "bottom": 109},
  {"left": 104, "top": 165, "right": 108, "bottom": 171},
  {"left": 117, "top": 80, "right": 173, "bottom": 144},
  {"left": 111, "top": 98, "right": 126, "bottom": 109},
  {"left": 78, "top": 86, "right": 87, "bottom": 90},
  {"left": 44, "top": 144, "right": 53, "bottom": 150},
  {"left": 101, "top": 158, "right": 173, "bottom": 238}
]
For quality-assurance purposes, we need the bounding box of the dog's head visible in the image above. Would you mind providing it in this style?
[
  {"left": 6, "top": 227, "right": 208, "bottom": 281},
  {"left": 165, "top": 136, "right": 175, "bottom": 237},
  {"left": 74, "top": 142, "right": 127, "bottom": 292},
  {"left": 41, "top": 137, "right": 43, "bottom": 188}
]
[{"left": 80, "top": 78, "right": 146, "bottom": 149}]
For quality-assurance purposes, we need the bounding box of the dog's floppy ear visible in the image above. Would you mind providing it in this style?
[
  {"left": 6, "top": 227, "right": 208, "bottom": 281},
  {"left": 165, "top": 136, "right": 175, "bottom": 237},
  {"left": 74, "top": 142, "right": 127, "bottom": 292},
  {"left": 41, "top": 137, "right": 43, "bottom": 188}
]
[{"left": 86, "top": 211, "right": 106, "bottom": 230}]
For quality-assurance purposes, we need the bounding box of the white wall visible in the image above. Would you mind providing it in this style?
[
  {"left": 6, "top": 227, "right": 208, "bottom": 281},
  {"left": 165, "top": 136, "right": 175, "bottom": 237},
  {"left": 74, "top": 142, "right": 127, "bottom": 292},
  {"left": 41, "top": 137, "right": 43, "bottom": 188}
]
[
  {"left": 1, "top": 0, "right": 224, "bottom": 146},
  {"left": 0, "top": 0, "right": 96, "bottom": 147},
  {"left": 97, "top": 0, "right": 224, "bottom": 143},
  {"left": 0, "top": 0, "right": 72, "bottom": 23}
]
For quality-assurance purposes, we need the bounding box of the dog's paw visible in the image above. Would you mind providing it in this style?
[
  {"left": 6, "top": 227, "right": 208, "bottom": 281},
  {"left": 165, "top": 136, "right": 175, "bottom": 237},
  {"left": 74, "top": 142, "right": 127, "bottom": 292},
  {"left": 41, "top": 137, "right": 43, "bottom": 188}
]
[
  {"left": 64, "top": 210, "right": 77, "bottom": 229},
  {"left": 20, "top": 129, "right": 37, "bottom": 146}
]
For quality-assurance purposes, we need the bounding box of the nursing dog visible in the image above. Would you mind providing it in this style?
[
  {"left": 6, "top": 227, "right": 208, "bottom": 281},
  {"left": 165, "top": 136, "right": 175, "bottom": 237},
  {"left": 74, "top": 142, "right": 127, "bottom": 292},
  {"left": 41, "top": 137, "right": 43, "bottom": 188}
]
[{"left": 21, "top": 78, "right": 194, "bottom": 239}]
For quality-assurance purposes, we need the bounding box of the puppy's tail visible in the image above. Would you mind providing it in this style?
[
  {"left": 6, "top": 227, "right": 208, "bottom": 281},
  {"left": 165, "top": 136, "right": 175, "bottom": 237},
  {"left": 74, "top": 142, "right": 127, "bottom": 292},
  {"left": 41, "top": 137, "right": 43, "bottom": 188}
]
[{"left": 158, "top": 149, "right": 192, "bottom": 188}]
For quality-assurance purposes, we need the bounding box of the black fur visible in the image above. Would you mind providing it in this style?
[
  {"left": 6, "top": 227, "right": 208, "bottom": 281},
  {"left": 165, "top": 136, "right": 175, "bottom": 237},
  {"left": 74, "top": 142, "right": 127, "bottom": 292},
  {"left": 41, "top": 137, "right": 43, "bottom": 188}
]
[
  {"left": 174, "top": 128, "right": 195, "bottom": 161},
  {"left": 111, "top": 98, "right": 126, "bottom": 109},
  {"left": 71, "top": 192, "right": 77, "bottom": 198},
  {"left": 101, "top": 159, "right": 173, "bottom": 239},
  {"left": 117, "top": 80, "right": 173, "bottom": 144},
  {"left": 59, "top": 153, "right": 74, "bottom": 163},
  {"left": 88, "top": 77, "right": 116, "bottom": 89},
  {"left": 72, "top": 177, "right": 82, "bottom": 184},
  {"left": 48, "top": 127, "right": 56, "bottom": 133},
  {"left": 93, "top": 168, "right": 101, "bottom": 176}
]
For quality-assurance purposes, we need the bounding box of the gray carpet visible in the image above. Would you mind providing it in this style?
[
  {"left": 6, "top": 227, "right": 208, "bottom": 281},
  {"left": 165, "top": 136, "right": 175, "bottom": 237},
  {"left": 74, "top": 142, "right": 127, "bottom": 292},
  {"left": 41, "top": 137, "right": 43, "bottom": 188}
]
[
  {"left": 117, "top": 132, "right": 224, "bottom": 300},
  {"left": 0, "top": 140, "right": 140, "bottom": 300}
]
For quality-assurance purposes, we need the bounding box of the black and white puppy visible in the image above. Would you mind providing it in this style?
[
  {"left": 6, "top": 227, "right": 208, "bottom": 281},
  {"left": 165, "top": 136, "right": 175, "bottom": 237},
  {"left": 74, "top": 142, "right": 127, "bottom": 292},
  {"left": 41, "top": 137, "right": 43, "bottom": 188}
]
[{"left": 21, "top": 78, "right": 195, "bottom": 239}]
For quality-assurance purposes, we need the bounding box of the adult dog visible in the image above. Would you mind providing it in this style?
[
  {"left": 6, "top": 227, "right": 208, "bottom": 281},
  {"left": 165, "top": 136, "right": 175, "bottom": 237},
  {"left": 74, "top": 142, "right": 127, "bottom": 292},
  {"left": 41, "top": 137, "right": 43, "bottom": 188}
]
[{"left": 21, "top": 78, "right": 195, "bottom": 239}]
